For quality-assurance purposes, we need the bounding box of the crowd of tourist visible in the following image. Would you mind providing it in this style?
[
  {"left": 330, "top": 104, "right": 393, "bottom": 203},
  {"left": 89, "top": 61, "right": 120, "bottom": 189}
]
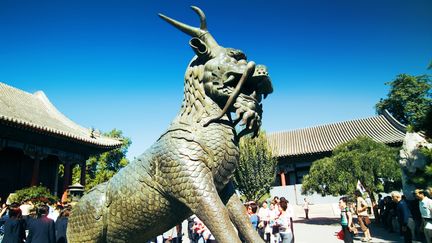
[
  {"left": 146, "top": 196, "right": 297, "bottom": 243},
  {"left": 338, "top": 188, "right": 432, "bottom": 243},
  {"left": 248, "top": 196, "right": 296, "bottom": 243},
  {"left": 0, "top": 195, "right": 298, "bottom": 243},
  {"left": 180, "top": 196, "right": 296, "bottom": 243},
  {"left": 0, "top": 199, "right": 71, "bottom": 243},
  {"left": 1, "top": 186, "right": 431, "bottom": 243}
]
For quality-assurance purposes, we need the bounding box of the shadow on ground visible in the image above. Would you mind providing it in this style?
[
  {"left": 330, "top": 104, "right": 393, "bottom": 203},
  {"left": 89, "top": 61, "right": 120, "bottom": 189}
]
[
  {"left": 295, "top": 217, "right": 340, "bottom": 225},
  {"left": 295, "top": 217, "right": 405, "bottom": 242}
]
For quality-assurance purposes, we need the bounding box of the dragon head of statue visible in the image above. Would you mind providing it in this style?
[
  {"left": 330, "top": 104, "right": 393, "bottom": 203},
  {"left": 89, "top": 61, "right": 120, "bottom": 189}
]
[{"left": 159, "top": 6, "right": 273, "bottom": 137}]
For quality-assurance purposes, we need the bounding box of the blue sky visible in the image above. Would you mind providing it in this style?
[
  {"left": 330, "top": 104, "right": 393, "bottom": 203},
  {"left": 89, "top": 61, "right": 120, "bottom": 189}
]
[{"left": 1, "top": 0, "right": 431, "bottom": 159}]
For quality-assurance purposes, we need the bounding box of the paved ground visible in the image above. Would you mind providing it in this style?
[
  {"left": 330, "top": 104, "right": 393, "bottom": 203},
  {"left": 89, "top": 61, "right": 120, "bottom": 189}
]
[
  {"left": 179, "top": 203, "right": 407, "bottom": 243},
  {"left": 292, "top": 204, "right": 404, "bottom": 243},
  {"left": 180, "top": 203, "right": 419, "bottom": 243}
]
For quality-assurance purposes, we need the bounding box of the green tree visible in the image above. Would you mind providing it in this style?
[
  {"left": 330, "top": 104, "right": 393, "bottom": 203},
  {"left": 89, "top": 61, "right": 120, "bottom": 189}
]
[
  {"left": 376, "top": 64, "right": 432, "bottom": 190},
  {"left": 233, "top": 131, "right": 277, "bottom": 202},
  {"left": 302, "top": 136, "right": 401, "bottom": 197},
  {"left": 72, "top": 129, "right": 131, "bottom": 191},
  {"left": 375, "top": 74, "right": 432, "bottom": 131}
]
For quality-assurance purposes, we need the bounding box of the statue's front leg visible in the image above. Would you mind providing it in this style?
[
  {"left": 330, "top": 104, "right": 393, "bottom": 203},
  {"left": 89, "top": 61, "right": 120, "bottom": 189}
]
[
  {"left": 220, "top": 181, "right": 264, "bottom": 243},
  {"left": 169, "top": 161, "right": 242, "bottom": 243}
]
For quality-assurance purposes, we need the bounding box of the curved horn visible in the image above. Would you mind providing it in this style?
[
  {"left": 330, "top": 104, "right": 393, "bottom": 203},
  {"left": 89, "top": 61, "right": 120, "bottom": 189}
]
[
  {"left": 191, "top": 6, "right": 207, "bottom": 31},
  {"left": 158, "top": 6, "right": 219, "bottom": 50},
  {"left": 158, "top": 13, "right": 204, "bottom": 38}
]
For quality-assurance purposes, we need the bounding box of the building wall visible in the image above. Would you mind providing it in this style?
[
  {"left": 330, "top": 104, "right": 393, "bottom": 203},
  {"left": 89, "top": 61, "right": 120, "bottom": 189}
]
[
  {"left": 271, "top": 184, "right": 340, "bottom": 205},
  {"left": 275, "top": 152, "right": 331, "bottom": 186},
  {"left": 39, "top": 155, "right": 59, "bottom": 195},
  {"left": 0, "top": 148, "right": 32, "bottom": 201},
  {"left": 0, "top": 148, "right": 58, "bottom": 202}
]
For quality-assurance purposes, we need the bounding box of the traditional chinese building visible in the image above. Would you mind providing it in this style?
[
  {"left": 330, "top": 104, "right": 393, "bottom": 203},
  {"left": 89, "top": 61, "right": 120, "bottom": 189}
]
[
  {"left": 268, "top": 110, "right": 406, "bottom": 186},
  {"left": 0, "top": 82, "right": 122, "bottom": 200}
]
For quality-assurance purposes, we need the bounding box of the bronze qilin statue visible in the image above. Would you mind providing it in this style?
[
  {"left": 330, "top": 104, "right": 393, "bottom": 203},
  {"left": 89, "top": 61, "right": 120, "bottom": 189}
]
[{"left": 67, "top": 6, "right": 273, "bottom": 243}]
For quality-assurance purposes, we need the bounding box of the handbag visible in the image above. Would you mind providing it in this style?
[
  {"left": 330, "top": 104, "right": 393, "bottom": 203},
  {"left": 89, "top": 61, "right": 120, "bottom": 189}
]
[
  {"left": 364, "top": 216, "right": 371, "bottom": 225},
  {"left": 336, "top": 229, "right": 344, "bottom": 240}
]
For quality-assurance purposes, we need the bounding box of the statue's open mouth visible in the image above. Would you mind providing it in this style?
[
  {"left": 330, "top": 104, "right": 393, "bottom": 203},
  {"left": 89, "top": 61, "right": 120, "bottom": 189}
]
[
  {"left": 205, "top": 61, "right": 273, "bottom": 137},
  {"left": 223, "top": 65, "right": 272, "bottom": 103}
]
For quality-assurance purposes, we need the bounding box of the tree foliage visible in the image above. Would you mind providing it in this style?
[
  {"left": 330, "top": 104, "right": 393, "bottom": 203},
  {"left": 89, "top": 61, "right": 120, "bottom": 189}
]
[
  {"left": 72, "top": 129, "right": 131, "bottom": 191},
  {"left": 302, "top": 136, "right": 401, "bottom": 196},
  {"left": 9, "top": 186, "right": 58, "bottom": 204},
  {"left": 233, "top": 131, "right": 277, "bottom": 202},
  {"left": 375, "top": 74, "right": 432, "bottom": 131},
  {"left": 375, "top": 68, "right": 432, "bottom": 188}
]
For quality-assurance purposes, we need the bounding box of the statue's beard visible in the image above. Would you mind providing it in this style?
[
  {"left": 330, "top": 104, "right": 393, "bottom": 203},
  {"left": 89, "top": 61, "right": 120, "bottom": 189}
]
[
  {"left": 210, "top": 85, "right": 263, "bottom": 137},
  {"left": 232, "top": 93, "right": 262, "bottom": 137}
]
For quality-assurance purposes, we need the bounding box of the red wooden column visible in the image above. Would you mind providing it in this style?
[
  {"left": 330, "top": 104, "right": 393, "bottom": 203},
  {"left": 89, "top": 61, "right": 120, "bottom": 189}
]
[
  {"left": 280, "top": 172, "right": 286, "bottom": 186},
  {"left": 30, "top": 157, "right": 41, "bottom": 186},
  {"left": 63, "top": 162, "right": 71, "bottom": 192},
  {"left": 23, "top": 146, "right": 46, "bottom": 187}
]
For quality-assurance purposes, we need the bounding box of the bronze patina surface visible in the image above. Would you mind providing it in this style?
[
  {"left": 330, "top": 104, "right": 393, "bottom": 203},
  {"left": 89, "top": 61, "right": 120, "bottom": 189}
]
[{"left": 67, "top": 6, "right": 273, "bottom": 243}]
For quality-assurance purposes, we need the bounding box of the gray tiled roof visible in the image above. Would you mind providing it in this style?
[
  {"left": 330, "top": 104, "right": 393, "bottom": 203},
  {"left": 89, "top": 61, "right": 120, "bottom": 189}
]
[
  {"left": 0, "top": 82, "right": 122, "bottom": 148},
  {"left": 267, "top": 110, "right": 406, "bottom": 158}
]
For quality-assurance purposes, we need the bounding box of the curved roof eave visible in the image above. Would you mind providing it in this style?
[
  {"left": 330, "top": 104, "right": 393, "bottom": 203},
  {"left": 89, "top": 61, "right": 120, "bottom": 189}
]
[
  {"left": 268, "top": 111, "right": 406, "bottom": 158},
  {"left": 0, "top": 82, "right": 122, "bottom": 149}
]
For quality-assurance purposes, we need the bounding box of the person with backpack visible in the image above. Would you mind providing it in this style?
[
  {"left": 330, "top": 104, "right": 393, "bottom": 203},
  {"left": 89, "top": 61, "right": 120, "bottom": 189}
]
[{"left": 339, "top": 197, "right": 354, "bottom": 243}]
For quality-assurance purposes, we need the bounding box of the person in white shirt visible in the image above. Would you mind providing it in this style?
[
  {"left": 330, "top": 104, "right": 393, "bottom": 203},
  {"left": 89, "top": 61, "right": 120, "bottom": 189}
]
[
  {"left": 19, "top": 200, "right": 34, "bottom": 218},
  {"left": 47, "top": 204, "right": 62, "bottom": 222},
  {"left": 269, "top": 201, "right": 280, "bottom": 243},
  {"left": 258, "top": 201, "right": 271, "bottom": 241},
  {"left": 258, "top": 201, "right": 270, "bottom": 222},
  {"left": 280, "top": 197, "right": 294, "bottom": 242},
  {"left": 303, "top": 198, "right": 310, "bottom": 219},
  {"left": 276, "top": 200, "right": 292, "bottom": 243},
  {"left": 415, "top": 189, "right": 432, "bottom": 243}
]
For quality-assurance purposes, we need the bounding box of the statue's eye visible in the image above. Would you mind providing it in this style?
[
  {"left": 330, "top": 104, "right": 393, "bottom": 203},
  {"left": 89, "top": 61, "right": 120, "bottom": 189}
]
[{"left": 233, "top": 53, "right": 247, "bottom": 61}]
